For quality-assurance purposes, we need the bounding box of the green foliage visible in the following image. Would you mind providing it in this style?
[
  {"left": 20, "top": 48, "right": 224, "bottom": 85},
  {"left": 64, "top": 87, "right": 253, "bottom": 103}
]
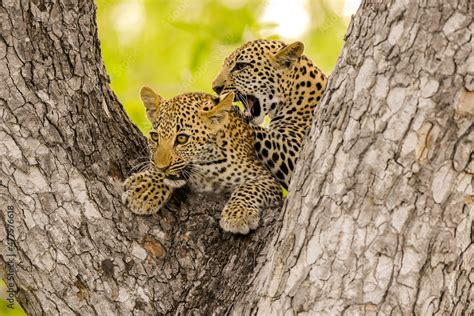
[
  {"left": 0, "top": 281, "right": 26, "bottom": 316},
  {"left": 96, "top": 0, "right": 351, "bottom": 133}
]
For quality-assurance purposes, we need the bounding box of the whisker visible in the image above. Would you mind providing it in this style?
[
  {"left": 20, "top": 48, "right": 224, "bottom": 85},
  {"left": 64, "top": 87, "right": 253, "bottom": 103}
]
[
  {"left": 131, "top": 160, "right": 151, "bottom": 173},
  {"left": 182, "top": 169, "right": 194, "bottom": 180},
  {"left": 187, "top": 164, "right": 208, "bottom": 178},
  {"left": 148, "top": 161, "right": 157, "bottom": 171},
  {"left": 130, "top": 155, "right": 150, "bottom": 164},
  {"left": 191, "top": 169, "right": 207, "bottom": 177},
  {"left": 168, "top": 164, "right": 186, "bottom": 174}
]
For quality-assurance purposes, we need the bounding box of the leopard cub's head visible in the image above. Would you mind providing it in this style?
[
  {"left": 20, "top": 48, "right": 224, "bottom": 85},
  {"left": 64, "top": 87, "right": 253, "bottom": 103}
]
[
  {"left": 140, "top": 87, "right": 234, "bottom": 188},
  {"left": 212, "top": 39, "right": 304, "bottom": 124}
]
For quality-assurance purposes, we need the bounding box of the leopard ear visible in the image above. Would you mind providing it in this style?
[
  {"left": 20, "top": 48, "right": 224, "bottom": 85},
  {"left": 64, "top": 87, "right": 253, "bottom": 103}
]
[
  {"left": 272, "top": 41, "right": 304, "bottom": 68},
  {"left": 202, "top": 92, "right": 234, "bottom": 127},
  {"left": 140, "top": 86, "right": 163, "bottom": 122}
]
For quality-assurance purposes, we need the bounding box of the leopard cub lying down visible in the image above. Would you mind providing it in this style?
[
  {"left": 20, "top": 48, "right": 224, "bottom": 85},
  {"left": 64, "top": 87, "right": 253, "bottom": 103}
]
[{"left": 122, "top": 87, "right": 281, "bottom": 234}]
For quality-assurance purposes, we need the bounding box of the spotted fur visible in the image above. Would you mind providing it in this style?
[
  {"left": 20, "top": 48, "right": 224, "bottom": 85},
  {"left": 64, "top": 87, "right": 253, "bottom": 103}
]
[
  {"left": 122, "top": 88, "right": 281, "bottom": 234},
  {"left": 213, "top": 39, "right": 327, "bottom": 189}
]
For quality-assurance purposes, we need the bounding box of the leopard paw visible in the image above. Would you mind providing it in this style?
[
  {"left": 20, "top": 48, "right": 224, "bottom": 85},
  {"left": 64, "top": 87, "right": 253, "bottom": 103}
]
[
  {"left": 122, "top": 170, "right": 173, "bottom": 215},
  {"left": 219, "top": 206, "right": 260, "bottom": 234}
]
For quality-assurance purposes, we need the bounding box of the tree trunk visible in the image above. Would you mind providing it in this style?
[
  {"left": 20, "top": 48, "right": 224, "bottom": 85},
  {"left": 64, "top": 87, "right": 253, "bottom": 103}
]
[
  {"left": 1, "top": 0, "right": 472, "bottom": 315},
  {"left": 0, "top": 1, "right": 281, "bottom": 315},
  {"left": 233, "top": 0, "right": 473, "bottom": 314}
]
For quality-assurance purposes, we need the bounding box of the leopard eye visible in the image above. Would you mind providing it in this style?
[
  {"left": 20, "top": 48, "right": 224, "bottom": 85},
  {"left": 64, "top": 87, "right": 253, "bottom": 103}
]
[
  {"left": 175, "top": 133, "right": 189, "bottom": 145},
  {"left": 232, "top": 62, "right": 249, "bottom": 72},
  {"left": 149, "top": 131, "right": 159, "bottom": 142}
]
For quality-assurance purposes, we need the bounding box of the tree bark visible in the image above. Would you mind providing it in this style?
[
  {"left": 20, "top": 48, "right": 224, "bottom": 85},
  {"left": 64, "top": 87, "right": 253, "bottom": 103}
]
[
  {"left": 0, "top": 1, "right": 281, "bottom": 315},
  {"left": 1, "top": 0, "right": 472, "bottom": 315},
  {"left": 233, "top": 0, "right": 473, "bottom": 314}
]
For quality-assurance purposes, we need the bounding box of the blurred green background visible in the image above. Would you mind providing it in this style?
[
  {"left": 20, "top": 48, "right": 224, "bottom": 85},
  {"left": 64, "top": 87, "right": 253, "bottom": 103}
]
[
  {"left": 96, "top": 0, "right": 358, "bottom": 133},
  {"left": 2, "top": 0, "right": 359, "bottom": 314}
]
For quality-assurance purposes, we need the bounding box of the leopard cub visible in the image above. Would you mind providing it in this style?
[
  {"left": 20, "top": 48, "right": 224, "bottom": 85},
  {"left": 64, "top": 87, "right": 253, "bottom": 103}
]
[{"left": 123, "top": 87, "right": 281, "bottom": 234}]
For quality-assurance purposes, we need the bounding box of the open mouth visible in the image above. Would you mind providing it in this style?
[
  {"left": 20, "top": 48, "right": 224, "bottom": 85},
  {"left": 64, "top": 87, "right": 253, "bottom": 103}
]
[
  {"left": 235, "top": 93, "right": 261, "bottom": 120},
  {"left": 164, "top": 172, "right": 185, "bottom": 188},
  {"left": 163, "top": 166, "right": 191, "bottom": 188},
  {"left": 165, "top": 173, "right": 185, "bottom": 181},
  {"left": 164, "top": 175, "right": 186, "bottom": 188}
]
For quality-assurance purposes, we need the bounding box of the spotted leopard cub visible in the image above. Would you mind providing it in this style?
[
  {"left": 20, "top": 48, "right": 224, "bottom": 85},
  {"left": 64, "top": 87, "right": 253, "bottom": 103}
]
[
  {"left": 122, "top": 87, "right": 281, "bottom": 234},
  {"left": 213, "top": 40, "right": 327, "bottom": 189}
]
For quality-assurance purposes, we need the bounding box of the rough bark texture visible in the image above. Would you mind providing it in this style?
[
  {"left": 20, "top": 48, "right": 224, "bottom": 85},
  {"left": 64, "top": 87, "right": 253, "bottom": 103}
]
[
  {"left": 1, "top": 0, "right": 473, "bottom": 315},
  {"left": 0, "top": 1, "right": 281, "bottom": 315},
  {"left": 234, "top": 0, "right": 473, "bottom": 314}
]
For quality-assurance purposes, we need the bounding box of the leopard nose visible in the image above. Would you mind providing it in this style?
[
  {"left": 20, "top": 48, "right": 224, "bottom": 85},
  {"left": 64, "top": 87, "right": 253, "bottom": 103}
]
[
  {"left": 154, "top": 162, "right": 169, "bottom": 173},
  {"left": 157, "top": 165, "right": 169, "bottom": 173},
  {"left": 212, "top": 85, "right": 224, "bottom": 95}
]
